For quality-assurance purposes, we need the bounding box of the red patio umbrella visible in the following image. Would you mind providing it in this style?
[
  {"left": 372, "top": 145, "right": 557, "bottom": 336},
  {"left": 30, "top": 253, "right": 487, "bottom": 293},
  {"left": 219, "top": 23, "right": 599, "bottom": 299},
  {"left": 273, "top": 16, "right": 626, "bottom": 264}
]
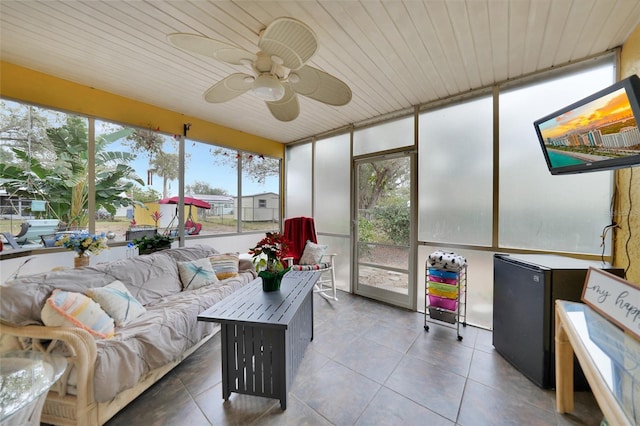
[{"left": 158, "top": 196, "right": 211, "bottom": 209}]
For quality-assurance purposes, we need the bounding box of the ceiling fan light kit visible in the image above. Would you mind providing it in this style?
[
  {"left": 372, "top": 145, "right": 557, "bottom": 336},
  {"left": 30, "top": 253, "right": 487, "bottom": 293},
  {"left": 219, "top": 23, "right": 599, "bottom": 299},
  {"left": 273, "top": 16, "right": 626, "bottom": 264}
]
[
  {"left": 167, "top": 17, "right": 352, "bottom": 121},
  {"left": 252, "top": 74, "right": 285, "bottom": 101}
]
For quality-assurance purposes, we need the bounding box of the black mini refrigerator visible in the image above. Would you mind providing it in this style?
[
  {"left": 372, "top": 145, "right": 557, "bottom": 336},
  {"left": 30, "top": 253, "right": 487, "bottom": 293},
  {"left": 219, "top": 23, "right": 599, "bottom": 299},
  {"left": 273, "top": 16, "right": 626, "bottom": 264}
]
[{"left": 492, "top": 253, "right": 624, "bottom": 389}]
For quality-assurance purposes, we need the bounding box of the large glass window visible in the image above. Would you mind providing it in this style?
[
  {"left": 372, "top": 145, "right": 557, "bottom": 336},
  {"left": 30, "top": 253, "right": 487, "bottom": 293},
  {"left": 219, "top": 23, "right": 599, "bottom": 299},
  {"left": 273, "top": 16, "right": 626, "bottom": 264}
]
[
  {"left": 240, "top": 152, "right": 280, "bottom": 233},
  {"left": 0, "top": 100, "right": 89, "bottom": 244},
  {"left": 499, "top": 64, "right": 615, "bottom": 254},
  {"left": 183, "top": 142, "right": 236, "bottom": 235},
  {"left": 95, "top": 121, "right": 178, "bottom": 241},
  {"left": 1, "top": 99, "right": 283, "bottom": 251},
  {"left": 418, "top": 96, "right": 493, "bottom": 246}
]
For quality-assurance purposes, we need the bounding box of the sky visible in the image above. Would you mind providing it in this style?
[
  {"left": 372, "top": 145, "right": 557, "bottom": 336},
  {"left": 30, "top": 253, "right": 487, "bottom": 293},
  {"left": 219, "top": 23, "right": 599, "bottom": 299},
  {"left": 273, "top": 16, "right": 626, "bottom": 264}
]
[
  {"left": 99, "top": 124, "right": 279, "bottom": 199},
  {"left": 538, "top": 88, "right": 633, "bottom": 140}
]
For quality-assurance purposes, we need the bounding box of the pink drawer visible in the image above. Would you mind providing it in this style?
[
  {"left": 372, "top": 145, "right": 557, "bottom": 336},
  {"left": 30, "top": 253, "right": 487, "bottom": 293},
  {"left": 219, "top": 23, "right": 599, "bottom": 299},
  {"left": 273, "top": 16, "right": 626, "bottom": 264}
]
[{"left": 428, "top": 295, "right": 457, "bottom": 311}]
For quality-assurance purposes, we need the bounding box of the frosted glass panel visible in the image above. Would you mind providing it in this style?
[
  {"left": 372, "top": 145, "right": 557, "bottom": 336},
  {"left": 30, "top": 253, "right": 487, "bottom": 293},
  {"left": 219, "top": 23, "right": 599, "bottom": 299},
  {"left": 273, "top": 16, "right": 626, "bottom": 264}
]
[
  {"left": 315, "top": 133, "right": 350, "bottom": 235},
  {"left": 418, "top": 97, "right": 493, "bottom": 245},
  {"left": 318, "top": 235, "right": 350, "bottom": 293},
  {"left": 353, "top": 116, "right": 414, "bottom": 156},
  {"left": 499, "top": 63, "right": 614, "bottom": 254},
  {"left": 285, "top": 143, "right": 312, "bottom": 218}
]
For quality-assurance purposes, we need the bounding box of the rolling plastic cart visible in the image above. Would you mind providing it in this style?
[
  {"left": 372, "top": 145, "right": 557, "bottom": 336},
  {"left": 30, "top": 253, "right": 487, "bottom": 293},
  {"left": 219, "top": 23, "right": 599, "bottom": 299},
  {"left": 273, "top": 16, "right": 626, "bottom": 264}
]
[{"left": 424, "top": 258, "right": 467, "bottom": 341}]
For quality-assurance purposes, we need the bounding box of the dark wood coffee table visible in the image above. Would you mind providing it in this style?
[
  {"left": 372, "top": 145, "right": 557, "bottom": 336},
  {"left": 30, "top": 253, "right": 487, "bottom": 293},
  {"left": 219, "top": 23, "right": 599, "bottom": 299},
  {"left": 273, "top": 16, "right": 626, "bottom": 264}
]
[{"left": 197, "top": 270, "right": 320, "bottom": 409}]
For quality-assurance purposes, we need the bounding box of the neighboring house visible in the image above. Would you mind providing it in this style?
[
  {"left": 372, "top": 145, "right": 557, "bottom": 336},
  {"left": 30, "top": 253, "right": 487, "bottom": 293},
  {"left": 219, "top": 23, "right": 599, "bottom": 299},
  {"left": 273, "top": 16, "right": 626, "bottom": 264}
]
[
  {"left": 0, "top": 192, "right": 47, "bottom": 220},
  {"left": 192, "top": 194, "right": 234, "bottom": 217},
  {"left": 237, "top": 192, "right": 279, "bottom": 222}
]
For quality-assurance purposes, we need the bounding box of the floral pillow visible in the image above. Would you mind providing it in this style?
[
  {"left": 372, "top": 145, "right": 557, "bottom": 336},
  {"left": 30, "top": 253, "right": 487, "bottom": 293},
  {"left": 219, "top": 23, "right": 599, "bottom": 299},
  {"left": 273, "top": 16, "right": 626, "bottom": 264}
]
[
  {"left": 299, "top": 241, "right": 328, "bottom": 265},
  {"left": 41, "top": 289, "right": 115, "bottom": 339},
  {"left": 87, "top": 280, "right": 146, "bottom": 327},
  {"left": 178, "top": 258, "right": 220, "bottom": 290}
]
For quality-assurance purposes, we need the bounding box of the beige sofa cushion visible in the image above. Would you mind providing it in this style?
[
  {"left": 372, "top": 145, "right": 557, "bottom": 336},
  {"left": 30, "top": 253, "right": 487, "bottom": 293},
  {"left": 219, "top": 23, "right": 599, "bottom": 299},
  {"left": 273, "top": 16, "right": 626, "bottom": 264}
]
[{"left": 91, "top": 253, "right": 182, "bottom": 306}]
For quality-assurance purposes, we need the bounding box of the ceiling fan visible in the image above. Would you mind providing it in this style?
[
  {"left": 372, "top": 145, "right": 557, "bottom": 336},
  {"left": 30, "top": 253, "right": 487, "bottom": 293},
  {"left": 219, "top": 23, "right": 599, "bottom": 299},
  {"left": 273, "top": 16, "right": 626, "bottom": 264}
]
[{"left": 167, "top": 17, "right": 352, "bottom": 122}]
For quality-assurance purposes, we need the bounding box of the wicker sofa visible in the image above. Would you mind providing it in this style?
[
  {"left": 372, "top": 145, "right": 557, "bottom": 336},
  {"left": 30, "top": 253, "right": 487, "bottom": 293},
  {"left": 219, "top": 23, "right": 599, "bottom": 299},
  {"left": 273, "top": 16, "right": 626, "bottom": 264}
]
[{"left": 0, "top": 245, "right": 258, "bottom": 426}]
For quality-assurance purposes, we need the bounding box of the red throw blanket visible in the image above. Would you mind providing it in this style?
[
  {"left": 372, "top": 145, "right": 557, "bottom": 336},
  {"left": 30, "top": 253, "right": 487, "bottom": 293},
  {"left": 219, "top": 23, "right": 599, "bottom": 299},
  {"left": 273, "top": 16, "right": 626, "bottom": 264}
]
[{"left": 283, "top": 216, "right": 317, "bottom": 264}]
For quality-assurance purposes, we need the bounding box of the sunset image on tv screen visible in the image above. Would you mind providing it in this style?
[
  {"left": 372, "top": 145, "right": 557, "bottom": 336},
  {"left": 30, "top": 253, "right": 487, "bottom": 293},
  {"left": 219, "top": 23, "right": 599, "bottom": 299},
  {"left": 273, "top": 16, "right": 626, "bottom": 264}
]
[{"left": 538, "top": 88, "right": 640, "bottom": 168}]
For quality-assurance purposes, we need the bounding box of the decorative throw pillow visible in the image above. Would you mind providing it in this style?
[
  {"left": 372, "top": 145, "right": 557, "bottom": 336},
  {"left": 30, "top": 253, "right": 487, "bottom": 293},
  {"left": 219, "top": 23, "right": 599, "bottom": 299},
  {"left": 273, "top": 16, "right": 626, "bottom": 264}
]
[
  {"left": 86, "top": 280, "right": 146, "bottom": 327},
  {"left": 208, "top": 253, "right": 240, "bottom": 280},
  {"left": 41, "top": 289, "right": 115, "bottom": 339},
  {"left": 177, "top": 258, "right": 219, "bottom": 290},
  {"left": 299, "top": 241, "right": 328, "bottom": 265}
]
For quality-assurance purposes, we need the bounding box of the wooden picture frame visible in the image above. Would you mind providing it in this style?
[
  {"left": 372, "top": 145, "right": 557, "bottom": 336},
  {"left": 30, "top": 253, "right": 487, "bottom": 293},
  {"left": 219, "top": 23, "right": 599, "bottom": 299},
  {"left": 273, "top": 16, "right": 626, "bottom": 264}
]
[{"left": 581, "top": 267, "right": 640, "bottom": 341}]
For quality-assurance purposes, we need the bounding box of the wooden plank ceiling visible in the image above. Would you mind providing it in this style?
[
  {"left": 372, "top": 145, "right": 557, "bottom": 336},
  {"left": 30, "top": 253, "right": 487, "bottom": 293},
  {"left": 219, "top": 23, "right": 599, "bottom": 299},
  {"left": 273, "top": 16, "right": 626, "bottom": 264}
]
[{"left": 1, "top": 1, "right": 639, "bottom": 143}]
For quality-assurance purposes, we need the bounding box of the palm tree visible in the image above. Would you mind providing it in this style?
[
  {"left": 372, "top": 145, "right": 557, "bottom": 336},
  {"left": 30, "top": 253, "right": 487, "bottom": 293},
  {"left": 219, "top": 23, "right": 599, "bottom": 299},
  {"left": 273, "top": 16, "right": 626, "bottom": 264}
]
[{"left": 151, "top": 151, "right": 179, "bottom": 198}]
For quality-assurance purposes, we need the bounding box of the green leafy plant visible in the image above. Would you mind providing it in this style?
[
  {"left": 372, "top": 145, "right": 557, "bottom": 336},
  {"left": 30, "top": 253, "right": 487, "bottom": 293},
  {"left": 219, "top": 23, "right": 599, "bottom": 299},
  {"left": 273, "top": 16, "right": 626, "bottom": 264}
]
[
  {"left": 132, "top": 233, "right": 174, "bottom": 253},
  {"left": 374, "top": 202, "right": 410, "bottom": 246}
]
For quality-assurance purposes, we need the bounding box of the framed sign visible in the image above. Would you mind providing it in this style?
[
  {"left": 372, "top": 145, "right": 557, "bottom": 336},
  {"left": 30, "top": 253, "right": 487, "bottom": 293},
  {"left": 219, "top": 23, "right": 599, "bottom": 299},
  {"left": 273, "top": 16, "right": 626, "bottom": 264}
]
[{"left": 582, "top": 267, "right": 640, "bottom": 340}]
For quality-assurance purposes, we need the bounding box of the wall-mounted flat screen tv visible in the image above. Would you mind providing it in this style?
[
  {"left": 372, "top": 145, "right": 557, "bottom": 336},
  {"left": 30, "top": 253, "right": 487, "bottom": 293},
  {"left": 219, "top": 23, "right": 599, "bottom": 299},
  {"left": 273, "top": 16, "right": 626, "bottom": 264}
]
[{"left": 534, "top": 74, "right": 640, "bottom": 175}]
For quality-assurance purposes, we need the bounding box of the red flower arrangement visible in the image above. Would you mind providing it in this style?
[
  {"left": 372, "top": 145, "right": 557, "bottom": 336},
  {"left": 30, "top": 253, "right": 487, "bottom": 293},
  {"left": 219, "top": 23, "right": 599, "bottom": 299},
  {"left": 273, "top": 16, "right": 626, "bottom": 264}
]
[
  {"left": 249, "top": 232, "right": 290, "bottom": 273},
  {"left": 150, "top": 210, "right": 162, "bottom": 227}
]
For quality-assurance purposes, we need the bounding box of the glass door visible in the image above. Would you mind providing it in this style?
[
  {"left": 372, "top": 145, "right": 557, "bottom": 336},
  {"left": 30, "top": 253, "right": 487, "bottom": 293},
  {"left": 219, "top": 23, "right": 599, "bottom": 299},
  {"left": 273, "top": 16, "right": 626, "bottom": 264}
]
[{"left": 354, "top": 152, "right": 415, "bottom": 309}]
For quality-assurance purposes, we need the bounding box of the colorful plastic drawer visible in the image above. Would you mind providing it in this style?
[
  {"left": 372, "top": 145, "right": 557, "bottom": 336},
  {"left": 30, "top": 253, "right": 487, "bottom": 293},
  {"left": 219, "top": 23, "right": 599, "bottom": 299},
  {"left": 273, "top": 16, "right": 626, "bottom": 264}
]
[
  {"left": 429, "top": 287, "right": 458, "bottom": 299},
  {"left": 428, "top": 281, "right": 458, "bottom": 296},
  {"left": 427, "top": 275, "right": 458, "bottom": 285},
  {"left": 428, "top": 295, "right": 457, "bottom": 311},
  {"left": 427, "top": 268, "right": 458, "bottom": 280}
]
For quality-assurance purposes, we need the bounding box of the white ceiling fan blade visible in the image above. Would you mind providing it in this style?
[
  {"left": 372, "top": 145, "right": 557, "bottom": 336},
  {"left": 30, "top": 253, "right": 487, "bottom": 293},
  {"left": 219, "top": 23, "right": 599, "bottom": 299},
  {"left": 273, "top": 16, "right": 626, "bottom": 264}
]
[
  {"left": 167, "top": 33, "right": 256, "bottom": 65},
  {"left": 203, "top": 73, "right": 253, "bottom": 103},
  {"left": 258, "top": 17, "right": 318, "bottom": 70},
  {"left": 290, "top": 65, "right": 352, "bottom": 106},
  {"left": 266, "top": 84, "right": 299, "bottom": 121}
]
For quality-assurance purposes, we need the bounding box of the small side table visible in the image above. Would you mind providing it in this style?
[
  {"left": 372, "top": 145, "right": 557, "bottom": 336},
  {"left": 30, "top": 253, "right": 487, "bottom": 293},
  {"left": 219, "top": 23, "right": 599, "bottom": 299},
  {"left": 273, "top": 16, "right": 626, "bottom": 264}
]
[
  {"left": 555, "top": 300, "right": 640, "bottom": 425},
  {"left": 0, "top": 351, "right": 67, "bottom": 426}
]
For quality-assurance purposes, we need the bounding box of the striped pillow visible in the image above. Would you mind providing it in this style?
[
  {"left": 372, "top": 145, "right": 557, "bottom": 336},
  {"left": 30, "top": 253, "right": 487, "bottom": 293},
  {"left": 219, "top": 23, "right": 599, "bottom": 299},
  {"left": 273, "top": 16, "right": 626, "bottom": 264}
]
[
  {"left": 41, "top": 289, "right": 115, "bottom": 339},
  {"left": 87, "top": 280, "right": 146, "bottom": 326},
  {"left": 292, "top": 263, "right": 331, "bottom": 271},
  {"left": 208, "top": 253, "right": 240, "bottom": 280}
]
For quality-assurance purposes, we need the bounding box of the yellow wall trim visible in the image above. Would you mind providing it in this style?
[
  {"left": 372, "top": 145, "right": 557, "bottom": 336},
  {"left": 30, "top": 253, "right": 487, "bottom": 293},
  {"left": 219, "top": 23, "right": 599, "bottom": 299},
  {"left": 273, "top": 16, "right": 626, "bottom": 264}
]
[{"left": 0, "top": 61, "right": 284, "bottom": 158}]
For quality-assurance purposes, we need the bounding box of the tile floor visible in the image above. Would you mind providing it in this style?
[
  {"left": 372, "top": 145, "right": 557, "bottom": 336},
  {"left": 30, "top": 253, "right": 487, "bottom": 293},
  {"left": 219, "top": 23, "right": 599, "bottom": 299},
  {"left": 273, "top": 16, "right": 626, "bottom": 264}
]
[{"left": 105, "top": 291, "right": 602, "bottom": 426}]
